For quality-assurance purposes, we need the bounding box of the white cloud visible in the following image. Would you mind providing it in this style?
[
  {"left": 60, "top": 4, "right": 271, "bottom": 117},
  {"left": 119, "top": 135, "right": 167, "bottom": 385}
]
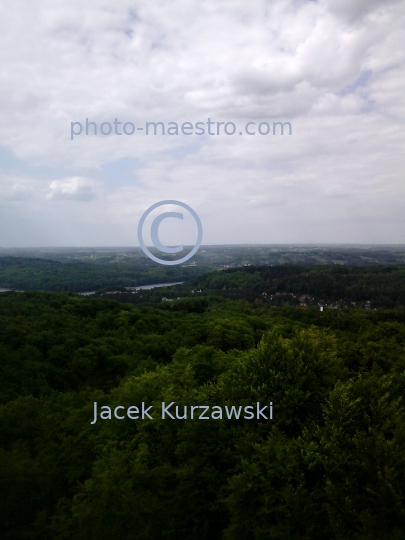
[
  {"left": 0, "top": 174, "right": 37, "bottom": 202},
  {"left": 0, "top": 0, "right": 403, "bottom": 245},
  {"left": 46, "top": 177, "right": 96, "bottom": 201}
]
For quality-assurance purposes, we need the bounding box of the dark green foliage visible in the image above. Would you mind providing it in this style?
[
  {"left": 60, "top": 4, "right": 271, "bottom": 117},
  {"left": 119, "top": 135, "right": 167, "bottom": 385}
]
[
  {"left": 0, "top": 289, "right": 404, "bottom": 539},
  {"left": 99, "top": 265, "right": 405, "bottom": 309},
  {"left": 184, "top": 265, "right": 405, "bottom": 307},
  {"left": 0, "top": 257, "right": 208, "bottom": 292}
]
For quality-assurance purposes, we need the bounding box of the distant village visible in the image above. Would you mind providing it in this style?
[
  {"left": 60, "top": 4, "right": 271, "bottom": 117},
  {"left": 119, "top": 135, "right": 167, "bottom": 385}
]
[
  {"left": 258, "top": 291, "right": 373, "bottom": 310},
  {"left": 100, "top": 287, "right": 374, "bottom": 310}
]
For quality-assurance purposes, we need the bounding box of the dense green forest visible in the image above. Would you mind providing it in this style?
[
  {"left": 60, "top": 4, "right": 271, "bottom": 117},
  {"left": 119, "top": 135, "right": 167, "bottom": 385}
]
[
  {"left": 98, "top": 265, "right": 405, "bottom": 309},
  {"left": 1, "top": 289, "right": 405, "bottom": 539},
  {"left": 189, "top": 265, "right": 405, "bottom": 307},
  {"left": 0, "top": 257, "right": 207, "bottom": 292},
  {"left": 2, "top": 257, "right": 405, "bottom": 310},
  {"left": 2, "top": 249, "right": 405, "bottom": 295}
]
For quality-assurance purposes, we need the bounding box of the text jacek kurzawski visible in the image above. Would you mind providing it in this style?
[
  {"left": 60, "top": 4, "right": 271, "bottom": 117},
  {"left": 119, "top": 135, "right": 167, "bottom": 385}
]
[{"left": 90, "top": 402, "right": 273, "bottom": 424}]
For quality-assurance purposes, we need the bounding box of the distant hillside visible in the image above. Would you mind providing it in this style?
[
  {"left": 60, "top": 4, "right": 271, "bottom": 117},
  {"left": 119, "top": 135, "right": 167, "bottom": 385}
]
[
  {"left": 0, "top": 257, "right": 208, "bottom": 292},
  {"left": 108, "top": 265, "right": 405, "bottom": 309},
  {"left": 186, "top": 265, "right": 405, "bottom": 308}
]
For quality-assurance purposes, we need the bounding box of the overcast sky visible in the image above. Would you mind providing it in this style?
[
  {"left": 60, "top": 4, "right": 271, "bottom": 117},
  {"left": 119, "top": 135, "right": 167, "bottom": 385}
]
[{"left": 0, "top": 0, "right": 404, "bottom": 247}]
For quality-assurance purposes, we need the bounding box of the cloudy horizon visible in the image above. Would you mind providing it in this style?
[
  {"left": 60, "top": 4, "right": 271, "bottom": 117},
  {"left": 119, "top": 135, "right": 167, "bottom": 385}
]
[{"left": 0, "top": 0, "right": 404, "bottom": 248}]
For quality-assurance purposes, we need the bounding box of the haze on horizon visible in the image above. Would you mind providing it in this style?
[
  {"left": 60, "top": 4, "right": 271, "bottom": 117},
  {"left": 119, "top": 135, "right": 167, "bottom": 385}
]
[{"left": 0, "top": 0, "right": 404, "bottom": 248}]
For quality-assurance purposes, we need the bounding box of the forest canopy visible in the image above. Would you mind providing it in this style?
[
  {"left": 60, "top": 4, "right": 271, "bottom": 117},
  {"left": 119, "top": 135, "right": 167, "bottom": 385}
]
[{"left": 1, "top": 288, "right": 405, "bottom": 539}]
